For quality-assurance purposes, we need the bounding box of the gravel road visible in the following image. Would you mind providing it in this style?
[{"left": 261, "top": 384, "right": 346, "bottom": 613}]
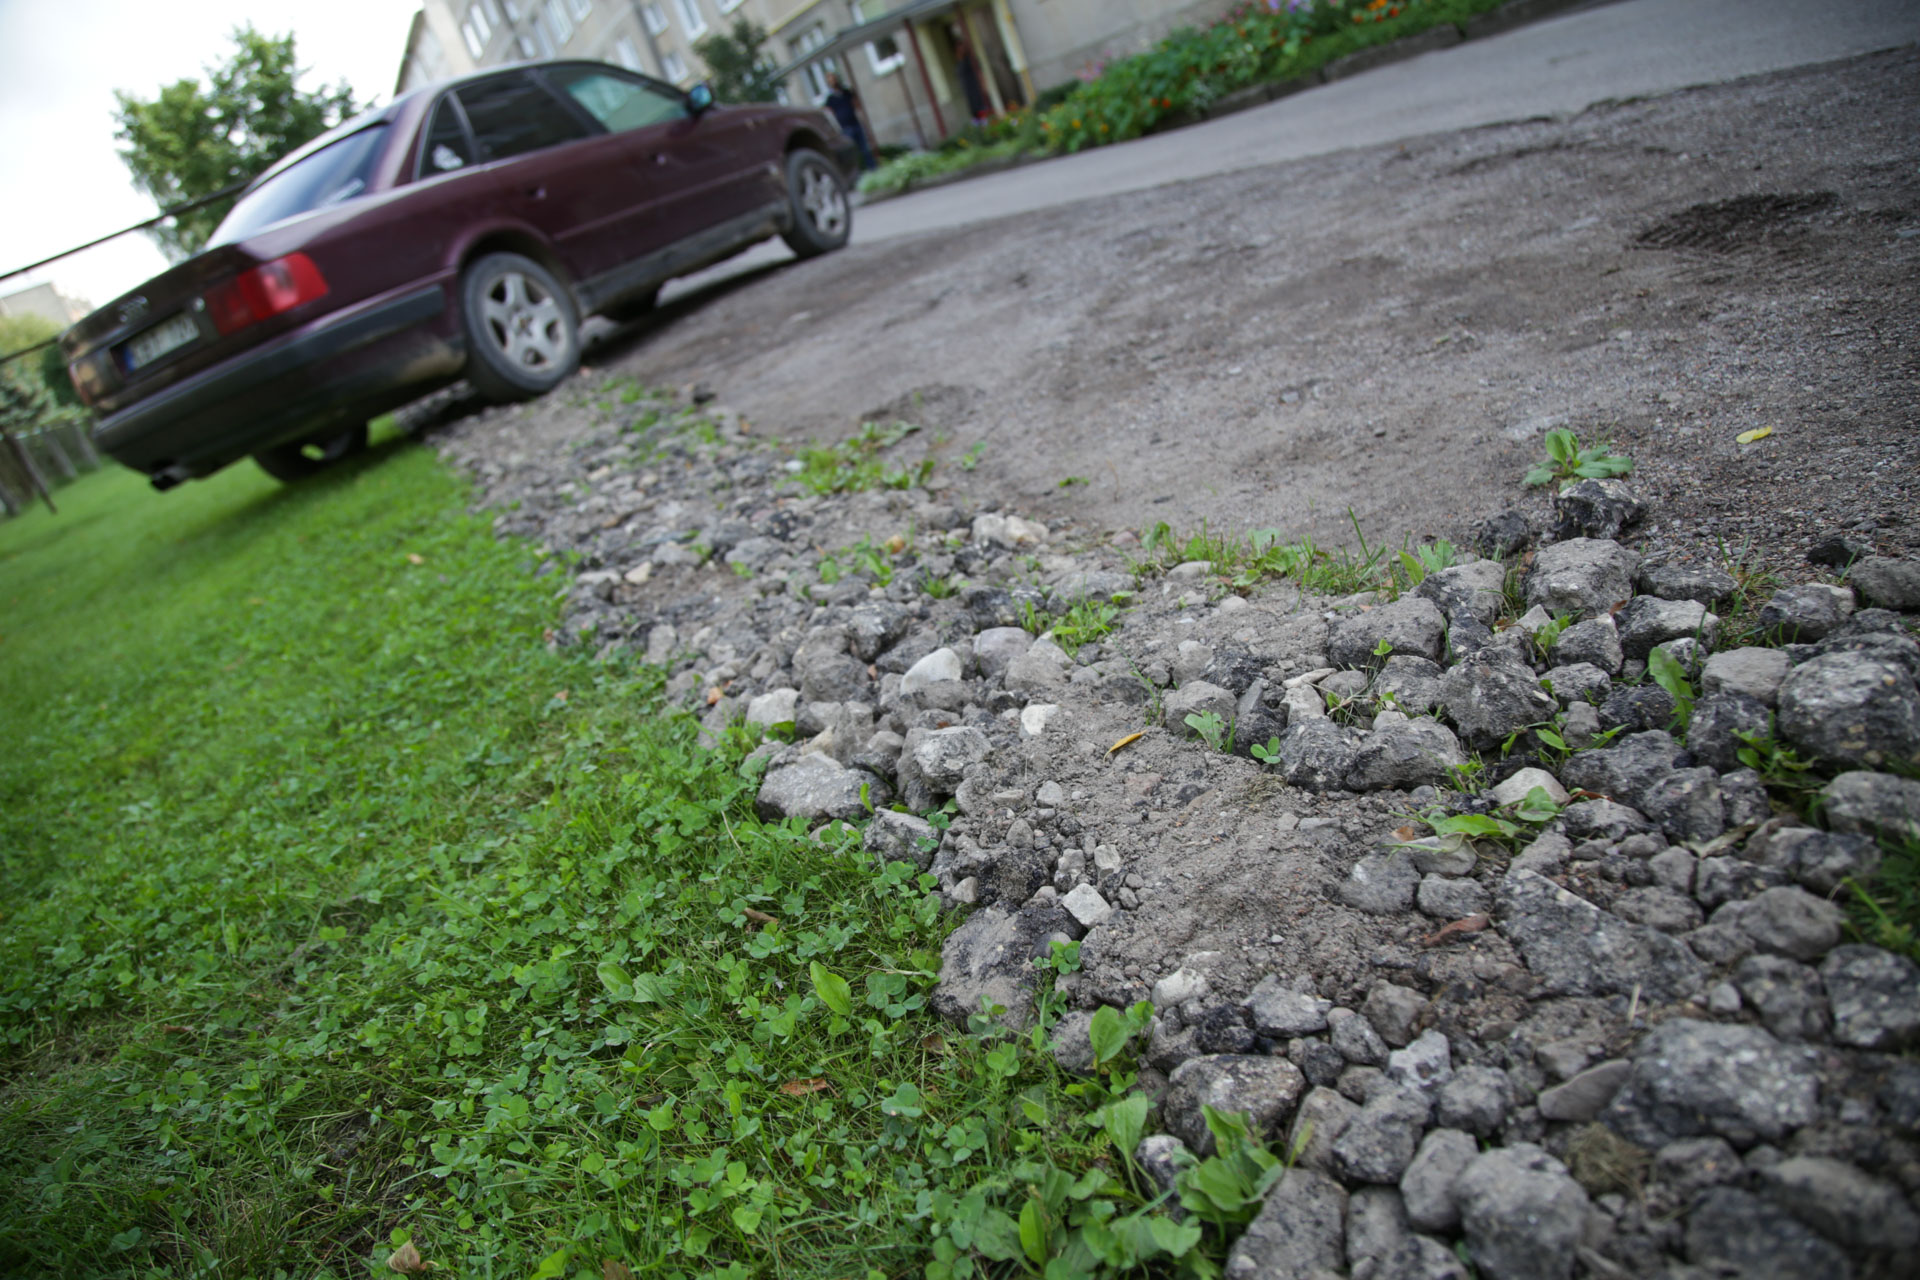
[{"left": 593, "top": 47, "right": 1919, "bottom": 571}]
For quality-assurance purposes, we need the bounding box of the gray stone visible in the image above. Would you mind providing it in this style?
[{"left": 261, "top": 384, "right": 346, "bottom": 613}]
[
  {"left": 1820, "top": 769, "right": 1920, "bottom": 843},
  {"left": 1166, "top": 679, "right": 1236, "bottom": 738},
  {"left": 1720, "top": 766, "right": 1770, "bottom": 828},
  {"left": 1332, "top": 1085, "right": 1431, "bottom": 1183},
  {"left": 1134, "top": 1133, "right": 1191, "bottom": 1196},
  {"left": 1048, "top": 1009, "right": 1097, "bottom": 1073},
  {"left": 1638, "top": 558, "right": 1738, "bottom": 606},
  {"left": 1654, "top": 1136, "right": 1742, "bottom": 1201},
  {"left": 1639, "top": 766, "right": 1726, "bottom": 844},
  {"left": 1440, "top": 654, "right": 1557, "bottom": 751},
  {"left": 1760, "top": 1155, "right": 1920, "bottom": 1251},
  {"left": 1759, "top": 583, "right": 1855, "bottom": 643},
  {"left": 1537, "top": 1059, "right": 1631, "bottom": 1122},
  {"left": 1686, "top": 690, "right": 1772, "bottom": 772},
  {"left": 1777, "top": 651, "right": 1920, "bottom": 770},
  {"left": 1369, "top": 655, "right": 1448, "bottom": 715},
  {"left": 1489, "top": 767, "right": 1571, "bottom": 808},
  {"left": 1733, "top": 955, "right": 1830, "bottom": 1042},
  {"left": 1693, "top": 856, "right": 1789, "bottom": 910},
  {"left": 1738, "top": 886, "right": 1844, "bottom": 962},
  {"left": 755, "top": 753, "right": 887, "bottom": 822},
  {"left": 846, "top": 602, "right": 911, "bottom": 662},
  {"left": 1497, "top": 869, "right": 1704, "bottom": 1002},
  {"left": 1386, "top": 1028, "right": 1453, "bottom": 1093},
  {"left": 1561, "top": 730, "right": 1685, "bottom": 813},
  {"left": 1406, "top": 836, "right": 1477, "bottom": 877},
  {"left": 1527, "top": 538, "right": 1639, "bottom": 620},
  {"left": 1225, "top": 1167, "right": 1348, "bottom": 1280},
  {"left": 1366, "top": 1236, "right": 1470, "bottom": 1280},
  {"left": 1346, "top": 1185, "right": 1413, "bottom": 1274},
  {"left": 1347, "top": 716, "right": 1468, "bottom": 791},
  {"left": 932, "top": 904, "right": 1076, "bottom": 1031},
  {"left": 799, "top": 650, "right": 871, "bottom": 702},
  {"left": 1560, "top": 798, "right": 1656, "bottom": 842},
  {"left": 1455, "top": 1143, "right": 1590, "bottom": 1280},
  {"left": 1807, "top": 532, "right": 1876, "bottom": 571},
  {"left": 1540, "top": 662, "right": 1612, "bottom": 706},
  {"left": 1597, "top": 682, "right": 1676, "bottom": 734},
  {"left": 1417, "top": 874, "right": 1490, "bottom": 920},
  {"left": 1004, "top": 636, "right": 1071, "bottom": 692},
  {"left": 1330, "top": 1008, "right": 1390, "bottom": 1065},
  {"left": 1551, "top": 478, "right": 1644, "bottom": 542},
  {"left": 1276, "top": 718, "right": 1359, "bottom": 791},
  {"left": 1766, "top": 827, "right": 1882, "bottom": 895},
  {"left": 1361, "top": 983, "right": 1428, "bottom": 1048},
  {"left": 1601, "top": 1019, "right": 1821, "bottom": 1148},
  {"left": 1701, "top": 647, "right": 1792, "bottom": 705},
  {"left": 1649, "top": 846, "right": 1697, "bottom": 894},
  {"left": 1685, "top": 1187, "right": 1855, "bottom": 1280},
  {"left": 972, "top": 627, "right": 1033, "bottom": 678},
  {"left": 1551, "top": 615, "right": 1624, "bottom": 674},
  {"left": 1247, "top": 978, "right": 1333, "bottom": 1037},
  {"left": 1609, "top": 886, "right": 1703, "bottom": 934},
  {"left": 1400, "top": 1128, "right": 1478, "bottom": 1232},
  {"left": 1338, "top": 850, "right": 1422, "bottom": 916},
  {"left": 1060, "top": 883, "right": 1113, "bottom": 928},
  {"left": 1821, "top": 944, "right": 1920, "bottom": 1049},
  {"left": 745, "top": 687, "right": 801, "bottom": 727},
  {"left": 1164, "top": 1054, "right": 1307, "bottom": 1157},
  {"left": 1436, "top": 1065, "right": 1513, "bottom": 1136},
  {"left": 1617, "top": 596, "right": 1718, "bottom": 660},
  {"left": 1416, "top": 558, "right": 1508, "bottom": 626},
  {"left": 1328, "top": 596, "right": 1448, "bottom": 669},
  {"left": 1289, "top": 1085, "right": 1360, "bottom": 1174},
  {"left": 1850, "top": 556, "right": 1920, "bottom": 611},
  {"left": 863, "top": 809, "right": 938, "bottom": 870},
  {"left": 899, "top": 647, "right": 963, "bottom": 693},
  {"left": 909, "top": 726, "right": 991, "bottom": 790}
]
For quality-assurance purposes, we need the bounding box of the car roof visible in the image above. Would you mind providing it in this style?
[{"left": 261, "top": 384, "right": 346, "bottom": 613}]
[{"left": 249, "top": 59, "right": 660, "bottom": 191}]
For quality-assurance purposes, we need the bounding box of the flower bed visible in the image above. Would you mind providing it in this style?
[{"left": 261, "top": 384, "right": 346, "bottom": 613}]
[{"left": 860, "top": 0, "right": 1515, "bottom": 197}]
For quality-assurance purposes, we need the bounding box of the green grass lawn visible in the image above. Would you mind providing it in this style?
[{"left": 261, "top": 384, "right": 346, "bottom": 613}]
[{"left": 0, "top": 440, "right": 1268, "bottom": 1280}]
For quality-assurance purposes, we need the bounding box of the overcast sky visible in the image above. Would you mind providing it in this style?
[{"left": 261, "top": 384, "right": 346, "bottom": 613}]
[{"left": 0, "top": 0, "right": 421, "bottom": 313}]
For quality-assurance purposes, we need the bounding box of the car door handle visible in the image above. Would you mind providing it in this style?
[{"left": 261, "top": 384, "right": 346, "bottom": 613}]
[{"left": 524, "top": 185, "right": 547, "bottom": 199}]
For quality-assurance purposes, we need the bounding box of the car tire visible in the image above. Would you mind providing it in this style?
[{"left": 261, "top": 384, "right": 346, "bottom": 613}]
[
  {"left": 252, "top": 421, "right": 369, "bottom": 483},
  {"left": 780, "top": 149, "right": 852, "bottom": 259},
  {"left": 460, "top": 252, "right": 579, "bottom": 403}
]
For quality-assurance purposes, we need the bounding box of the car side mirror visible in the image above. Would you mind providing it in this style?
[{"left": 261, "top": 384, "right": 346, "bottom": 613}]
[{"left": 686, "top": 82, "right": 715, "bottom": 115}]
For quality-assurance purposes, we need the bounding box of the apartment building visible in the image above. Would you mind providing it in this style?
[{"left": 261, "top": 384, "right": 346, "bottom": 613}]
[{"left": 396, "top": 1, "right": 1240, "bottom": 151}]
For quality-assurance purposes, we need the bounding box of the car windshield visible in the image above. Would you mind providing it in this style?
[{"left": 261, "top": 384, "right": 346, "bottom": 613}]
[{"left": 210, "top": 125, "right": 391, "bottom": 245}]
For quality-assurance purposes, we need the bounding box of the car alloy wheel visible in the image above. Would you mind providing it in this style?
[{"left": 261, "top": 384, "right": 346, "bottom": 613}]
[
  {"left": 800, "top": 164, "right": 848, "bottom": 241},
  {"left": 479, "top": 269, "right": 570, "bottom": 373}
]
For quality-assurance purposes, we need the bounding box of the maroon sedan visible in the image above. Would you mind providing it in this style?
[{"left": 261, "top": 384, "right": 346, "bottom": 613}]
[{"left": 62, "top": 62, "right": 857, "bottom": 487}]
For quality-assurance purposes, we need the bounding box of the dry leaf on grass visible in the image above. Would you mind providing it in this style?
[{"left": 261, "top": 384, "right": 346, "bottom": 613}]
[
  {"left": 742, "top": 908, "right": 778, "bottom": 928},
  {"left": 388, "top": 1241, "right": 430, "bottom": 1274},
  {"left": 777, "top": 1077, "right": 833, "bottom": 1097},
  {"left": 705, "top": 686, "right": 724, "bottom": 706},
  {"left": 1392, "top": 824, "right": 1421, "bottom": 843},
  {"left": 1735, "top": 427, "right": 1773, "bottom": 444},
  {"left": 406, "top": 553, "right": 425, "bottom": 565},
  {"left": 1107, "top": 732, "right": 1143, "bottom": 755},
  {"left": 603, "top": 1259, "right": 635, "bottom": 1280}
]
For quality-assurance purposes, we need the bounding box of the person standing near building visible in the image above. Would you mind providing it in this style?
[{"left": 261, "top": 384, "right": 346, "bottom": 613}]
[{"left": 824, "top": 73, "right": 876, "bottom": 171}]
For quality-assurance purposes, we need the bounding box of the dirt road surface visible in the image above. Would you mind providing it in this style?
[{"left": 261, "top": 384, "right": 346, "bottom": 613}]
[{"left": 593, "top": 45, "right": 1919, "bottom": 567}]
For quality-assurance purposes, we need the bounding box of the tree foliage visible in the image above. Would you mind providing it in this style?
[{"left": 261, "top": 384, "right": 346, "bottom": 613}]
[
  {"left": 112, "top": 26, "right": 361, "bottom": 261},
  {"left": 691, "top": 17, "right": 782, "bottom": 103},
  {"left": 0, "top": 315, "right": 78, "bottom": 427}
]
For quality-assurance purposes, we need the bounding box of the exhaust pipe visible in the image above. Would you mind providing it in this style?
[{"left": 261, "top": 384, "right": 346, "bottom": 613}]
[{"left": 149, "top": 464, "right": 192, "bottom": 491}]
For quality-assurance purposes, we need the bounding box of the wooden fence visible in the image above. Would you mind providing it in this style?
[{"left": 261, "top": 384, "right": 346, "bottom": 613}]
[{"left": 0, "top": 417, "right": 102, "bottom": 517}]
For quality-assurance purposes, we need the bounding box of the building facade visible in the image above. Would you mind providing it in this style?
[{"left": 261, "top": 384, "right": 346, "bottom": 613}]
[{"left": 397, "top": 0, "right": 1240, "bottom": 151}]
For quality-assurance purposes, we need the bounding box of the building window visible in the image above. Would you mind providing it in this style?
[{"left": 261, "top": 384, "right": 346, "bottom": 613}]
[
  {"left": 518, "top": 32, "right": 539, "bottom": 58},
  {"left": 789, "top": 24, "right": 836, "bottom": 102},
  {"left": 662, "top": 49, "right": 688, "bottom": 82},
  {"left": 673, "top": 0, "right": 707, "bottom": 39},
  {"left": 544, "top": 0, "right": 574, "bottom": 44},
  {"left": 850, "top": 0, "right": 904, "bottom": 76},
  {"left": 569, "top": 0, "right": 593, "bottom": 19},
  {"left": 481, "top": 0, "right": 502, "bottom": 22},
  {"left": 719, "top": 0, "right": 746, "bottom": 12},
  {"left": 463, "top": 2, "right": 493, "bottom": 58},
  {"left": 613, "top": 36, "right": 642, "bottom": 71},
  {"left": 641, "top": 3, "right": 668, "bottom": 35},
  {"left": 504, "top": 0, "right": 521, "bottom": 17}
]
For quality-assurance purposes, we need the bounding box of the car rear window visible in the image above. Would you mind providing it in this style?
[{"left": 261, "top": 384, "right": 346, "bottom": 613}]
[
  {"left": 212, "top": 125, "right": 391, "bottom": 244},
  {"left": 458, "top": 74, "right": 589, "bottom": 160}
]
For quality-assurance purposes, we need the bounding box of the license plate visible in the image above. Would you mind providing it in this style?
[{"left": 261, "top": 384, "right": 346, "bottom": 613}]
[{"left": 121, "top": 312, "right": 200, "bottom": 371}]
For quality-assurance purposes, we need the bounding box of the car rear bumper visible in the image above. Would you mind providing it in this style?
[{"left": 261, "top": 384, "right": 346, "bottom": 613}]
[{"left": 93, "top": 283, "right": 462, "bottom": 480}]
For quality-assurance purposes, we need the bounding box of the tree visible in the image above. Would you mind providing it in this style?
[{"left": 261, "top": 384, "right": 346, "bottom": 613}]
[
  {"left": 0, "top": 315, "right": 78, "bottom": 417},
  {"left": 113, "top": 26, "right": 361, "bottom": 261},
  {"left": 692, "top": 18, "right": 783, "bottom": 104}
]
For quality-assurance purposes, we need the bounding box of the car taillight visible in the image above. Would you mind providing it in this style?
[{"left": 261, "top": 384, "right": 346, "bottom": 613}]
[{"left": 204, "top": 253, "right": 329, "bottom": 336}]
